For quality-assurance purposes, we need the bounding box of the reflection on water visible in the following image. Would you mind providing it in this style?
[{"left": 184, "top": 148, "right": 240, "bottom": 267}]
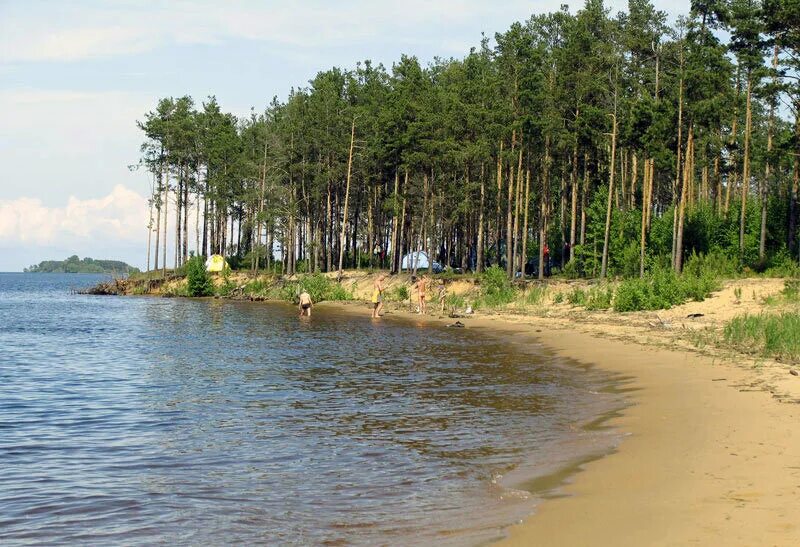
[{"left": 0, "top": 273, "right": 626, "bottom": 545}]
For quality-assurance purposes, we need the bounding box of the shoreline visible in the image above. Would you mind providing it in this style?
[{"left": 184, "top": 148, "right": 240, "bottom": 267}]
[{"left": 321, "top": 300, "right": 800, "bottom": 545}]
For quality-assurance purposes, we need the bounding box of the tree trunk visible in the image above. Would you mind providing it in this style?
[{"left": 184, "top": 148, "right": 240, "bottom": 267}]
[
  {"left": 676, "top": 124, "right": 694, "bottom": 273},
  {"left": 740, "top": 76, "right": 752, "bottom": 257},
  {"left": 477, "top": 163, "right": 485, "bottom": 273},
  {"left": 337, "top": 118, "right": 356, "bottom": 278},
  {"left": 640, "top": 157, "right": 651, "bottom": 277},
  {"left": 600, "top": 109, "right": 617, "bottom": 279},
  {"left": 162, "top": 168, "right": 169, "bottom": 277},
  {"left": 520, "top": 167, "right": 531, "bottom": 276},
  {"left": 569, "top": 141, "right": 578, "bottom": 262}
]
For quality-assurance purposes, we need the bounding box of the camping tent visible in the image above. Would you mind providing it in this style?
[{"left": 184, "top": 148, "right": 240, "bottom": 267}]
[
  {"left": 205, "top": 254, "right": 228, "bottom": 273},
  {"left": 400, "top": 251, "right": 442, "bottom": 272}
]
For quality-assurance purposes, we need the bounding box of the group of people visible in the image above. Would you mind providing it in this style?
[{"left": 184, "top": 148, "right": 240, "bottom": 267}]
[{"left": 298, "top": 273, "right": 447, "bottom": 319}]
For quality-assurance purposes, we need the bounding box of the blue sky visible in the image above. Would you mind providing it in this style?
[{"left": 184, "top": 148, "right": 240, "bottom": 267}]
[{"left": 0, "top": 0, "right": 683, "bottom": 272}]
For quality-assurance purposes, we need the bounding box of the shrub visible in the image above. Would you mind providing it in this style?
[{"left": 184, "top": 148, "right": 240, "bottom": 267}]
[
  {"left": 764, "top": 249, "right": 800, "bottom": 278},
  {"left": 445, "top": 293, "right": 466, "bottom": 310},
  {"left": 480, "top": 266, "right": 516, "bottom": 307},
  {"left": 389, "top": 285, "right": 410, "bottom": 302},
  {"left": 281, "top": 274, "right": 354, "bottom": 303},
  {"left": 613, "top": 265, "right": 719, "bottom": 312},
  {"left": 186, "top": 256, "right": 213, "bottom": 297},
  {"left": 553, "top": 292, "right": 564, "bottom": 304}
]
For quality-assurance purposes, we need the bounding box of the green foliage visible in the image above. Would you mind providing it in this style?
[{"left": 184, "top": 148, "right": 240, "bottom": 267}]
[
  {"left": 553, "top": 292, "right": 564, "bottom": 304},
  {"left": 613, "top": 266, "right": 720, "bottom": 312},
  {"left": 282, "top": 274, "right": 353, "bottom": 303},
  {"left": 479, "top": 266, "right": 516, "bottom": 307},
  {"left": 567, "top": 287, "right": 587, "bottom": 306},
  {"left": 764, "top": 249, "right": 800, "bottom": 278},
  {"left": 682, "top": 249, "right": 739, "bottom": 280},
  {"left": 389, "top": 285, "right": 410, "bottom": 302},
  {"left": 445, "top": 293, "right": 466, "bottom": 310},
  {"left": 215, "top": 269, "right": 236, "bottom": 297},
  {"left": 186, "top": 256, "right": 213, "bottom": 297},
  {"left": 724, "top": 312, "right": 800, "bottom": 362},
  {"left": 25, "top": 255, "right": 139, "bottom": 274}
]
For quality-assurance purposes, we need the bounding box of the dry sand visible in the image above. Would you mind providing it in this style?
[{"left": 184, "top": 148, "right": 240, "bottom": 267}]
[{"left": 324, "top": 278, "right": 800, "bottom": 546}]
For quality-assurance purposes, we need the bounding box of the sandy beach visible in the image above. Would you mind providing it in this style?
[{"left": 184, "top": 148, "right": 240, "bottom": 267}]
[{"left": 323, "top": 289, "right": 800, "bottom": 546}]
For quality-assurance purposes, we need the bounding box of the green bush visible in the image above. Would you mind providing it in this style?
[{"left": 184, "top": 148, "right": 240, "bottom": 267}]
[
  {"left": 388, "top": 285, "right": 410, "bottom": 302},
  {"left": 186, "top": 256, "right": 213, "bottom": 297},
  {"left": 480, "top": 266, "right": 516, "bottom": 307},
  {"left": 764, "top": 249, "right": 800, "bottom": 278},
  {"left": 445, "top": 293, "right": 466, "bottom": 310},
  {"left": 281, "top": 274, "right": 354, "bottom": 303},
  {"left": 553, "top": 292, "right": 564, "bottom": 304},
  {"left": 613, "top": 265, "right": 720, "bottom": 312}
]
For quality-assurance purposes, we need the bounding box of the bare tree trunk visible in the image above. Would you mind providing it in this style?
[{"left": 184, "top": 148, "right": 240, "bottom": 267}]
[
  {"left": 760, "top": 48, "right": 778, "bottom": 264},
  {"left": 600, "top": 108, "right": 617, "bottom": 279},
  {"left": 676, "top": 125, "right": 694, "bottom": 273},
  {"left": 496, "top": 140, "right": 504, "bottom": 267},
  {"left": 511, "top": 146, "right": 523, "bottom": 276},
  {"left": 506, "top": 131, "right": 516, "bottom": 277},
  {"left": 520, "top": 167, "right": 531, "bottom": 276},
  {"left": 337, "top": 118, "right": 356, "bottom": 279},
  {"left": 153, "top": 167, "right": 162, "bottom": 272},
  {"left": 569, "top": 141, "right": 578, "bottom": 262},
  {"left": 476, "top": 163, "right": 485, "bottom": 273},
  {"left": 162, "top": 168, "right": 169, "bottom": 278},
  {"left": 580, "top": 152, "right": 588, "bottom": 246},
  {"left": 539, "top": 136, "right": 551, "bottom": 281},
  {"left": 740, "top": 76, "right": 753, "bottom": 257},
  {"left": 183, "top": 165, "right": 189, "bottom": 264},
  {"left": 390, "top": 171, "right": 400, "bottom": 273},
  {"left": 640, "top": 157, "right": 651, "bottom": 277}
]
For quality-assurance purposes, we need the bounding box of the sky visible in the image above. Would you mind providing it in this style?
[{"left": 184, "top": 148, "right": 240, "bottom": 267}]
[{"left": 0, "top": 0, "right": 684, "bottom": 272}]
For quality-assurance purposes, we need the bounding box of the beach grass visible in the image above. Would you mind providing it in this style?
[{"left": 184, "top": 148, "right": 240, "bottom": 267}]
[{"left": 723, "top": 312, "right": 800, "bottom": 363}]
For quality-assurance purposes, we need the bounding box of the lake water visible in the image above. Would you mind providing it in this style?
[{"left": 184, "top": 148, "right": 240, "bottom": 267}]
[{"left": 0, "top": 273, "right": 627, "bottom": 545}]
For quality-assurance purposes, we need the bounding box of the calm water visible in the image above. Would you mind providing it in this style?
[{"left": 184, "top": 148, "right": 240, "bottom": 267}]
[{"left": 0, "top": 273, "right": 626, "bottom": 546}]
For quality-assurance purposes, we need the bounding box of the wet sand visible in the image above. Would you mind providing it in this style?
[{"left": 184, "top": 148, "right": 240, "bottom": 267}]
[{"left": 325, "top": 301, "right": 800, "bottom": 546}]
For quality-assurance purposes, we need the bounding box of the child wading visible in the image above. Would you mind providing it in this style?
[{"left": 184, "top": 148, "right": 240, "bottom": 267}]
[
  {"left": 298, "top": 290, "right": 313, "bottom": 317},
  {"left": 372, "top": 274, "right": 386, "bottom": 318}
]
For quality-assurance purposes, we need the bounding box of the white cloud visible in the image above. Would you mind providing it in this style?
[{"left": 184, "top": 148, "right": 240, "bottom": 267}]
[
  {"left": 0, "top": 184, "right": 149, "bottom": 246},
  {"left": 0, "top": 0, "right": 685, "bottom": 64}
]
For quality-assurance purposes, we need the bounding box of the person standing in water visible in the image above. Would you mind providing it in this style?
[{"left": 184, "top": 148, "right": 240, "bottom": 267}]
[
  {"left": 372, "top": 274, "right": 386, "bottom": 318},
  {"left": 298, "top": 289, "right": 313, "bottom": 317},
  {"left": 416, "top": 275, "right": 428, "bottom": 315}
]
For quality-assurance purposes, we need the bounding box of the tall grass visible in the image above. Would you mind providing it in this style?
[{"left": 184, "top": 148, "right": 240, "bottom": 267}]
[{"left": 724, "top": 312, "right": 800, "bottom": 362}]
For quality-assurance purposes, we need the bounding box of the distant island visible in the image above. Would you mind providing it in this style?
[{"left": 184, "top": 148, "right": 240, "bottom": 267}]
[{"left": 25, "top": 255, "right": 140, "bottom": 274}]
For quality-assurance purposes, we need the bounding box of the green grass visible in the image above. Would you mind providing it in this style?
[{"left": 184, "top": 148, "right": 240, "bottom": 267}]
[
  {"left": 567, "top": 287, "right": 587, "bottom": 306},
  {"left": 724, "top": 312, "right": 800, "bottom": 363},
  {"left": 585, "top": 285, "right": 613, "bottom": 310},
  {"left": 524, "top": 285, "right": 547, "bottom": 306}
]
